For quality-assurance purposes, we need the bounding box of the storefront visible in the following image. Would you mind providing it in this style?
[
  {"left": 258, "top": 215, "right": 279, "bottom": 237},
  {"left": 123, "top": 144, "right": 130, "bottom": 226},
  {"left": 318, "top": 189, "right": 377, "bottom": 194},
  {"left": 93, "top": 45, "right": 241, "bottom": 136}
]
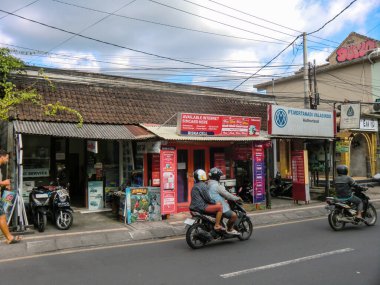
[
  {"left": 12, "top": 121, "right": 155, "bottom": 210},
  {"left": 268, "top": 105, "right": 336, "bottom": 201},
  {"left": 139, "top": 113, "right": 270, "bottom": 214}
]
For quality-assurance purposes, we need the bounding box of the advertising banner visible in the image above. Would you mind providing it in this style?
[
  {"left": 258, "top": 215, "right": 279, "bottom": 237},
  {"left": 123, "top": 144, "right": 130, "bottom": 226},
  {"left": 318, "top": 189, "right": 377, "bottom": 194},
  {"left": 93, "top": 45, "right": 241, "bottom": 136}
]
[
  {"left": 88, "top": 181, "right": 104, "bottom": 210},
  {"left": 214, "top": 153, "right": 226, "bottom": 178},
  {"left": 1, "top": 190, "right": 16, "bottom": 221},
  {"left": 252, "top": 144, "right": 265, "bottom": 204},
  {"left": 291, "top": 150, "right": 310, "bottom": 203},
  {"left": 160, "top": 146, "right": 177, "bottom": 214},
  {"left": 177, "top": 113, "right": 261, "bottom": 136},
  {"left": 268, "top": 105, "right": 335, "bottom": 138},
  {"left": 151, "top": 153, "right": 161, "bottom": 186}
]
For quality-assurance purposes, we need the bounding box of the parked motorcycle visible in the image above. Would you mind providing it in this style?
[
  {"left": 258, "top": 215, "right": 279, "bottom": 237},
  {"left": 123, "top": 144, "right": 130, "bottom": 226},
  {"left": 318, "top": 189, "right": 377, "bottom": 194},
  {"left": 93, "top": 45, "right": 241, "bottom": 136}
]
[
  {"left": 29, "top": 180, "right": 73, "bottom": 232},
  {"left": 29, "top": 185, "right": 51, "bottom": 232},
  {"left": 270, "top": 172, "right": 292, "bottom": 198},
  {"left": 325, "top": 185, "right": 377, "bottom": 231},
  {"left": 237, "top": 183, "right": 253, "bottom": 203},
  {"left": 184, "top": 200, "right": 253, "bottom": 249}
]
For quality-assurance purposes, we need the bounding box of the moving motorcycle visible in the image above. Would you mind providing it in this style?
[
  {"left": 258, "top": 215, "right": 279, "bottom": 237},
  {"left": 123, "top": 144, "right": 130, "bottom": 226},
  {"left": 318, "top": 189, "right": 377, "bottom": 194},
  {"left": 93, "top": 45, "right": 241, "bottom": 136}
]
[
  {"left": 184, "top": 200, "right": 253, "bottom": 249},
  {"left": 270, "top": 172, "right": 292, "bottom": 198},
  {"left": 325, "top": 185, "right": 377, "bottom": 231}
]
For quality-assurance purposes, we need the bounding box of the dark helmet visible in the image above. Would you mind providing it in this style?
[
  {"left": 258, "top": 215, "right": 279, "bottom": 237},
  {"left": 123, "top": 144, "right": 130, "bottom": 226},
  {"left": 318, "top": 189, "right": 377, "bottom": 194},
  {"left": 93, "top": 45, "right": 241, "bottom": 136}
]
[
  {"left": 337, "top": 165, "right": 348, "bottom": 175},
  {"left": 194, "top": 169, "right": 207, "bottom": 183},
  {"left": 209, "top": 167, "right": 224, "bottom": 181}
]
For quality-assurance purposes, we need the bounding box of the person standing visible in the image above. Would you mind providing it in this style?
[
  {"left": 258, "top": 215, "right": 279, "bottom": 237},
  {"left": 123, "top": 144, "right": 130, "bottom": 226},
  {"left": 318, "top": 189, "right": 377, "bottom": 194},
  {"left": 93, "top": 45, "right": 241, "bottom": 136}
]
[{"left": 0, "top": 149, "right": 22, "bottom": 244}]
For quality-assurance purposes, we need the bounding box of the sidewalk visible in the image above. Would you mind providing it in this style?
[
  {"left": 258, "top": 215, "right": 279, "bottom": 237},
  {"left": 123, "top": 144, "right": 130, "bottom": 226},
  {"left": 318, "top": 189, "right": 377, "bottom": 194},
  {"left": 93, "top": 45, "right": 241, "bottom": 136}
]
[{"left": 1, "top": 188, "right": 379, "bottom": 260}]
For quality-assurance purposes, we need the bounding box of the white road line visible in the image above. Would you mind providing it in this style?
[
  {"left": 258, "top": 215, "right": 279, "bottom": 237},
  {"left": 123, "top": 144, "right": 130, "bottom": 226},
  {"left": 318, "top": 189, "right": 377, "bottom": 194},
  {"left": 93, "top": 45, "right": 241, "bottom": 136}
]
[{"left": 220, "top": 248, "right": 354, "bottom": 279}]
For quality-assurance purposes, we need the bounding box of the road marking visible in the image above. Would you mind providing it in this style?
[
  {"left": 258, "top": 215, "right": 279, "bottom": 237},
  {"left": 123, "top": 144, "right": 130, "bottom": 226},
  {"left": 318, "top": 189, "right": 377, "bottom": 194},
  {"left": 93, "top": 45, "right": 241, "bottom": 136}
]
[
  {"left": 220, "top": 248, "right": 354, "bottom": 278},
  {"left": 255, "top": 217, "right": 325, "bottom": 229}
]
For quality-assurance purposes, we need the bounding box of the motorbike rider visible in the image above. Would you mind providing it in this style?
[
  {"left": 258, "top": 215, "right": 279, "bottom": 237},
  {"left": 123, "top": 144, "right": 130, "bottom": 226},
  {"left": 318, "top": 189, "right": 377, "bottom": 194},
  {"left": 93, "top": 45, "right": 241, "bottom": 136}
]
[
  {"left": 189, "top": 169, "right": 225, "bottom": 231},
  {"left": 208, "top": 167, "right": 242, "bottom": 235},
  {"left": 334, "top": 164, "right": 365, "bottom": 220}
]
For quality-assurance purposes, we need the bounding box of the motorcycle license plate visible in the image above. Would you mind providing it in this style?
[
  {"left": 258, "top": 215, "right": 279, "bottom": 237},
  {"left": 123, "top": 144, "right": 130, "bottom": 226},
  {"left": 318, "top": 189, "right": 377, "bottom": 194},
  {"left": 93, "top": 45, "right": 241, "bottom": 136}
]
[
  {"left": 184, "top": 218, "right": 195, "bottom": 226},
  {"left": 35, "top": 193, "right": 49, "bottom": 198}
]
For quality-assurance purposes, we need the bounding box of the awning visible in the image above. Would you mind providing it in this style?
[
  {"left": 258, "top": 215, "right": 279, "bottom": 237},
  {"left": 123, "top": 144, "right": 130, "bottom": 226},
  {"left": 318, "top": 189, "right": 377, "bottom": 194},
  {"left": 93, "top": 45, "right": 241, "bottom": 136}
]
[
  {"left": 13, "top": 121, "right": 155, "bottom": 140},
  {"left": 268, "top": 135, "right": 335, "bottom": 140},
  {"left": 141, "top": 124, "right": 269, "bottom": 141}
]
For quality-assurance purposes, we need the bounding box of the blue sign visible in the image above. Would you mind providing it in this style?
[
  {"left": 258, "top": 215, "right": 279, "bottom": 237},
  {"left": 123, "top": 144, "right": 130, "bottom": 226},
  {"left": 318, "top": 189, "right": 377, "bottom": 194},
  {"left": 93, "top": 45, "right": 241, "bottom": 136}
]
[{"left": 274, "top": 108, "right": 287, "bottom": 128}]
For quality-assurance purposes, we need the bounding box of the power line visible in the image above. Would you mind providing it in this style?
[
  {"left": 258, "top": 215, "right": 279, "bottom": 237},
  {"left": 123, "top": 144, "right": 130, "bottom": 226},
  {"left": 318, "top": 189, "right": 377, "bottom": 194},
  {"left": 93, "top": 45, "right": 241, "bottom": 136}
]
[
  {"left": 207, "top": 0, "right": 340, "bottom": 46},
  {"left": 233, "top": 35, "right": 301, "bottom": 90},
  {"left": 147, "top": 0, "right": 291, "bottom": 44},
  {"left": 0, "top": 0, "right": 40, "bottom": 20},
  {"left": 52, "top": 0, "right": 287, "bottom": 45},
  {"left": 47, "top": 0, "right": 138, "bottom": 53},
  {"left": 0, "top": 8, "right": 259, "bottom": 77},
  {"left": 307, "top": 0, "right": 357, "bottom": 35}
]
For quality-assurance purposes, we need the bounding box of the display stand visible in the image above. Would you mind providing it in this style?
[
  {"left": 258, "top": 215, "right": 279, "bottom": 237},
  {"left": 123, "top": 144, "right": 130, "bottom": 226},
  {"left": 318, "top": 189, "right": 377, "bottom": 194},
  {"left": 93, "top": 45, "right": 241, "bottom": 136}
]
[{"left": 8, "top": 134, "right": 32, "bottom": 233}]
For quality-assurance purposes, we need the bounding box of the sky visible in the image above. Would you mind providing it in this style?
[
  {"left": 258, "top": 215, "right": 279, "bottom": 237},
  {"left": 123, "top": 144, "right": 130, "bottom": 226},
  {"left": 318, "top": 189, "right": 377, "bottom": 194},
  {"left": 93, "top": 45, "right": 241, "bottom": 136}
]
[{"left": 1, "top": 0, "right": 380, "bottom": 92}]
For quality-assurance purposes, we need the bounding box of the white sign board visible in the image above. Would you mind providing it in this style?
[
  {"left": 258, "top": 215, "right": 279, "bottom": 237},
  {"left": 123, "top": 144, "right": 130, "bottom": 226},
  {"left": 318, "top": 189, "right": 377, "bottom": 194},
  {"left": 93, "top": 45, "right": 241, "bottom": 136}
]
[
  {"left": 340, "top": 104, "right": 360, "bottom": 129},
  {"left": 359, "top": 118, "right": 378, "bottom": 131},
  {"left": 269, "top": 105, "right": 335, "bottom": 138}
]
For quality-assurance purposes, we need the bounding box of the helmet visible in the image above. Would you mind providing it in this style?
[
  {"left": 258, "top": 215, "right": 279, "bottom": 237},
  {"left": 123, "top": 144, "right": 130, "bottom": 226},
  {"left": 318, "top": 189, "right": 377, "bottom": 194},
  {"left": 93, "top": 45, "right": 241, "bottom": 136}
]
[
  {"left": 209, "top": 167, "right": 224, "bottom": 181},
  {"left": 337, "top": 165, "right": 348, "bottom": 175},
  {"left": 194, "top": 169, "right": 207, "bottom": 183}
]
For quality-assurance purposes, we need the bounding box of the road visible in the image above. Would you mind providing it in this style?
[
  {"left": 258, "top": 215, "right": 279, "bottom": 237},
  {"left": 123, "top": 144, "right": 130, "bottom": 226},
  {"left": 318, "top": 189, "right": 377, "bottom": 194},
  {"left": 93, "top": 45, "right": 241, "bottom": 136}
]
[{"left": 0, "top": 217, "right": 379, "bottom": 285}]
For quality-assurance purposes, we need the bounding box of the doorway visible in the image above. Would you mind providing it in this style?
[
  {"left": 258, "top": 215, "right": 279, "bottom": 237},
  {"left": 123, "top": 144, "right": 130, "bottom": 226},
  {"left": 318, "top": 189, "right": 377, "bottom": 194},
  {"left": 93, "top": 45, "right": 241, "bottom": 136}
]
[{"left": 176, "top": 146, "right": 209, "bottom": 212}]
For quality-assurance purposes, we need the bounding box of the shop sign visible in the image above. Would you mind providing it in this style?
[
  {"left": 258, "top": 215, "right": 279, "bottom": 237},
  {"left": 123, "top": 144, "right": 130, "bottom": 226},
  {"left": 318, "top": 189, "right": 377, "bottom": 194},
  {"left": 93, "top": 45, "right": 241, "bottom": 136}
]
[
  {"left": 359, "top": 118, "right": 378, "bottom": 132},
  {"left": 23, "top": 168, "right": 49, "bottom": 177},
  {"left": 87, "top": 140, "right": 98, "bottom": 153},
  {"left": 336, "top": 141, "right": 350, "bottom": 153},
  {"left": 177, "top": 113, "right": 261, "bottom": 136},
  {"left": 160, "top": 146, "right": 177, "bottom": 214},
  {"left": 151, "top": 154, "right": 160, "bottom": 186},
  {"left": 340, "top": 104, "right": 360, "bottom": 129},
  {"left": 336, "top": 39, "right": 377, "bottom": 63},
  {"left": 268, "top": 105, "right": 335, "bottom": 138},
  {"left": 252, "top": 144, "right": 265, "bottom": 204}
]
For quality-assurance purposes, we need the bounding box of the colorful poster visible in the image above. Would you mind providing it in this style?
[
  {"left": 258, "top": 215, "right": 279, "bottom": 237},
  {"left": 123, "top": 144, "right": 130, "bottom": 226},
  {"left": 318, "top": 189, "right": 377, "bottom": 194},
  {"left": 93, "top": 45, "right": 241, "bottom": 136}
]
[
  {"left": 160, "top": 146, "right": 177, "bottom": 214},
  {"left": 252, "top": 144, "right": 265, "bottom": 204},
  {"left": 177, "top": 113, "right": 261, "bottom": 136},
  {"left": 1, "top": 190, "right": 16, "bottom": 221}
]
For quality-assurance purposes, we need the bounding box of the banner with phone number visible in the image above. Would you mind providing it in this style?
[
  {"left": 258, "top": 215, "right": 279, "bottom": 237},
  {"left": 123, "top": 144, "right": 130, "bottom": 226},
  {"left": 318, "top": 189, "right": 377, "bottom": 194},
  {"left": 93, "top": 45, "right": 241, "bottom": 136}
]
[{"left": 252, "top": 144, "right": 265, "bottom": 204}]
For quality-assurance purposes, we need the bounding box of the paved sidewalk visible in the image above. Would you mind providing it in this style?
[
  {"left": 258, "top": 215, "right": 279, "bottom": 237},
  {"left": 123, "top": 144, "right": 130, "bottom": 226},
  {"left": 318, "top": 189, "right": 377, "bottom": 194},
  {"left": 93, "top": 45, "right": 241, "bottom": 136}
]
[{"left": 1, "top": 188, "right": 379, "bottom": 260}]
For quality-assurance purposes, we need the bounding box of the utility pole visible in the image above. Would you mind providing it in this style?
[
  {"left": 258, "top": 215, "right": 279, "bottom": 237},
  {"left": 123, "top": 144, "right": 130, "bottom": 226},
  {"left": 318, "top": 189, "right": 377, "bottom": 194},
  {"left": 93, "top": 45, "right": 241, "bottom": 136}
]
[{"left": 303, "top": 32, "right": 309, "bottom": 109}]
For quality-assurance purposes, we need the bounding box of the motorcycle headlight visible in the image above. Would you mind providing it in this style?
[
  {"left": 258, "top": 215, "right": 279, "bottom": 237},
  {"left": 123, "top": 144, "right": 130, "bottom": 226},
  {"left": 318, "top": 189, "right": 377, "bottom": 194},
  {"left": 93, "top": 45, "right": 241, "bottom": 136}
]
[{"left": 59, "top": 195, "right": 67, "bottom": 203}]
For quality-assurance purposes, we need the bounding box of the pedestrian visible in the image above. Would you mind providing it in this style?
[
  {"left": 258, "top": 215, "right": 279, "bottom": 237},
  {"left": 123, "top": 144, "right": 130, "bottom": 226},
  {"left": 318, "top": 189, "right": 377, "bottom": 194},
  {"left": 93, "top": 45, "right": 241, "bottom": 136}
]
[{"left": 0, "top": 149, "right": 22, "bottom": 244}]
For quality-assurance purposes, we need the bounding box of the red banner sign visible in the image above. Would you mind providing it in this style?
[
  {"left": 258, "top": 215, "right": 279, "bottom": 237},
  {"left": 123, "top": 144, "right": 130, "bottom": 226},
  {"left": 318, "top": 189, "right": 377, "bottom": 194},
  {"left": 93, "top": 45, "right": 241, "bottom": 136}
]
[
  {"left": 160, "top": 146, "right": 177, "bottom": 214},
  {"left": 177, "top": 113, "right": 261, "bottom": 136}
]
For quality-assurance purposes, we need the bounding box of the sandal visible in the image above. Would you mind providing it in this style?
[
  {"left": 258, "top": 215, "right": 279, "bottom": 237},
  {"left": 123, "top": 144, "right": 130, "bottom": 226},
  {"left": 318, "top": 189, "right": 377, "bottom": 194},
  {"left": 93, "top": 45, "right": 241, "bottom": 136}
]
[
  {"left": 214, "top": 226, "right": 226, "bottom": 232},
  {"left": 5, "top": 236, "right": 22, "bottom": 245}
]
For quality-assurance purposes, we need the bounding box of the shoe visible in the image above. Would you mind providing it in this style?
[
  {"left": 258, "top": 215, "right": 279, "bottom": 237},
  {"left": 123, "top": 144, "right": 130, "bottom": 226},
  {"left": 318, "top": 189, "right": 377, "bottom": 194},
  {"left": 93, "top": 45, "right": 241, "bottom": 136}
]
[{"left": 226, "top": 229, "right": 240, "bottom": 235}]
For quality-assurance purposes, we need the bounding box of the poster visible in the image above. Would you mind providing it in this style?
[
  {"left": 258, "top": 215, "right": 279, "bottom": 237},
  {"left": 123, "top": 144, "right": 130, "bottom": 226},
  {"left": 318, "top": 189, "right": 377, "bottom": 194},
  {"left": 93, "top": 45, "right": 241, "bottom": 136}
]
[
  {"left": 1, "top": 190, "right": 16, "bottom": 221},
  {"left": 88, "top": 181, "right": 104, "bottom": 210},
  {"left": 160, "top": 146, "right": 177, "bottom": 214},
  {"left": 252, "top": 144, "right": 265, "bottom": 204},
  {"left": 291, "top": 150, "right": 310, "bottom": 202},
  {"left": 177, "top": 113, "right": 261, "bottom": 136},
  {"left": 151, "top": 154, "right": 160, "bottom": 187}
]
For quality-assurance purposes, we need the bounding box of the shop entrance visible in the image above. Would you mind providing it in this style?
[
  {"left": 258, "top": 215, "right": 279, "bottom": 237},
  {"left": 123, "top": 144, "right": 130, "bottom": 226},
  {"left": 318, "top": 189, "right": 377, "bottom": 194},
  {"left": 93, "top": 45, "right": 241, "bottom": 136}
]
[
  {"left": 350, "top": 134, "right": 369, "bottom": 177},
  {"left": 177, "top": 146, "right": 209, "bottom": 212}
]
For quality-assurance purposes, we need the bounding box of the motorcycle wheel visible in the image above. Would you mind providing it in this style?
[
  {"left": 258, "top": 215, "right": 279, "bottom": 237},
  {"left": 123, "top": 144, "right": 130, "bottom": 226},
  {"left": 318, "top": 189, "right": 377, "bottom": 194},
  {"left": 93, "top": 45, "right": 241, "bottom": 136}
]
[
  {"left": 55, "top": 211, "right": 73, "bottom": 230},
  {"left": 186, "top": 223, "right": 207, "bottom": 249},
  {"left": 37, "top": 213, "right": 47, "bottom": 232},
  {"left": 328, "top": 210, "right": 346, "bottom": 231},
  {"left": 238, "top": 216, "right": 253, "bottom": 241},
  {"left": 364, "top": 204, "right": 377, "bottom": 226}
]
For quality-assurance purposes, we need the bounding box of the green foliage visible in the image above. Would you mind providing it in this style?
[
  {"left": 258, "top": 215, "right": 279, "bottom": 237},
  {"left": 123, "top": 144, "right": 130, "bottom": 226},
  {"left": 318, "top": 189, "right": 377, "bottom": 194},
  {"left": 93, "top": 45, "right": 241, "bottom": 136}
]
[{"left": 0, "top": 48, "right": 83, "bottom": 127}]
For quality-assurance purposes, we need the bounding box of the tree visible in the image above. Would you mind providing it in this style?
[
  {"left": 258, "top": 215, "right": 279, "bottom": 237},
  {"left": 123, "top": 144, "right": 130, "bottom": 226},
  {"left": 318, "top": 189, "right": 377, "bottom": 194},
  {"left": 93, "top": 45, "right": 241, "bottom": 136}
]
[{"left": 0, "top": 48, "right": 83, "bottom": 126}]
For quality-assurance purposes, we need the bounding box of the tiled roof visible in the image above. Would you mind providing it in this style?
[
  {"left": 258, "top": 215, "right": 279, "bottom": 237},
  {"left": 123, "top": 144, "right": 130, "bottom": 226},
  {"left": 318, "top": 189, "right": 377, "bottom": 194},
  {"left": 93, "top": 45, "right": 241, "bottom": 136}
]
[{"left": 11, "top": 71, "right": 272, "bottom": 130}]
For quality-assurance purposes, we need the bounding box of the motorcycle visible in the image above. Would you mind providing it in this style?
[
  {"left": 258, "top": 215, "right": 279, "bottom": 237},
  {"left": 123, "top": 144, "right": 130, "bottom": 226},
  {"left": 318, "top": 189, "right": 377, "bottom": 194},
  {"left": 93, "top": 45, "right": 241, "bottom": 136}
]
[
  {"left": 29, "top": 180, "right": 73, "bottom": 232},
  {"left": 270, "top": 172, "right": 292, "bottom": 198},
  {"left": 184, "top": 200, "right": 253, "bottom": 249},
  {"left": 237, "top": 183, "right": 253, "bottom": 203},
  {"left": 325, "top": 185, "right": 377, "bottom": 231}
]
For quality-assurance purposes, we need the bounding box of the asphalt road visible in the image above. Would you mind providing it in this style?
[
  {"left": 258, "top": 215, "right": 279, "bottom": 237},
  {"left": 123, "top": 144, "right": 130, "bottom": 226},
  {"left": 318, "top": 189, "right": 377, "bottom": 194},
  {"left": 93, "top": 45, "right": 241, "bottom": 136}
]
[{"left": 1, "top": 217, "right": 379, "bottom": 285}]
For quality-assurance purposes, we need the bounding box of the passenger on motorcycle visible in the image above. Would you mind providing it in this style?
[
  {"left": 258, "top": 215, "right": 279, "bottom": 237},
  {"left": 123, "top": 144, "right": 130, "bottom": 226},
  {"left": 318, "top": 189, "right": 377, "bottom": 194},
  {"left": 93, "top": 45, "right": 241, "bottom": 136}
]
[
  {"left": 208, "top": 167, "right": 242, "bottom": 235},
  {"left": 189, "top": 169, "right": 225, "bottom": 231},
  {"left": 334, "top": 165, "right": 365, "bottom": 220}
]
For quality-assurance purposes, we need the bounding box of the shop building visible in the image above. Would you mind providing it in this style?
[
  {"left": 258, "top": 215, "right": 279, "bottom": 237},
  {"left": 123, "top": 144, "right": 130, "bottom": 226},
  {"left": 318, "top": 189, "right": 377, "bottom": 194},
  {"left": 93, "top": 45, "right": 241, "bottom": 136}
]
[
  {"left": 2, "top": 67, "right": 274, "bottom": 214},
  {"left": 256, "top": 32, "right": 380, "bottom": 178}
]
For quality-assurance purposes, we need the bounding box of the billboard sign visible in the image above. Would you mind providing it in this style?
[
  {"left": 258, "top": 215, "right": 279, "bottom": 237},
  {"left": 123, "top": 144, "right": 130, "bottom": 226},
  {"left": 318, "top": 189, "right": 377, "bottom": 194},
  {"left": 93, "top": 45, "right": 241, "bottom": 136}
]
[
  {"left": 268, "top": 105, "right": 335, "bottom": 138},
  {"left": 340, "top": 104, "right": 360, "bottom": 129},
  {"left": 177, "top": 113, "right": 261, "bottom": 136}
]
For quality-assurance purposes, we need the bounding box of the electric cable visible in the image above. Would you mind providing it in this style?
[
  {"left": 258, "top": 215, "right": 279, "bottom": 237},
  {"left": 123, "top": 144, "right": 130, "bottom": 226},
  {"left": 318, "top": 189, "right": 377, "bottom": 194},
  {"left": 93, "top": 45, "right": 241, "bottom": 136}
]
[{"left": 0, "top": 0, "right": 40, "bottom": 20}]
